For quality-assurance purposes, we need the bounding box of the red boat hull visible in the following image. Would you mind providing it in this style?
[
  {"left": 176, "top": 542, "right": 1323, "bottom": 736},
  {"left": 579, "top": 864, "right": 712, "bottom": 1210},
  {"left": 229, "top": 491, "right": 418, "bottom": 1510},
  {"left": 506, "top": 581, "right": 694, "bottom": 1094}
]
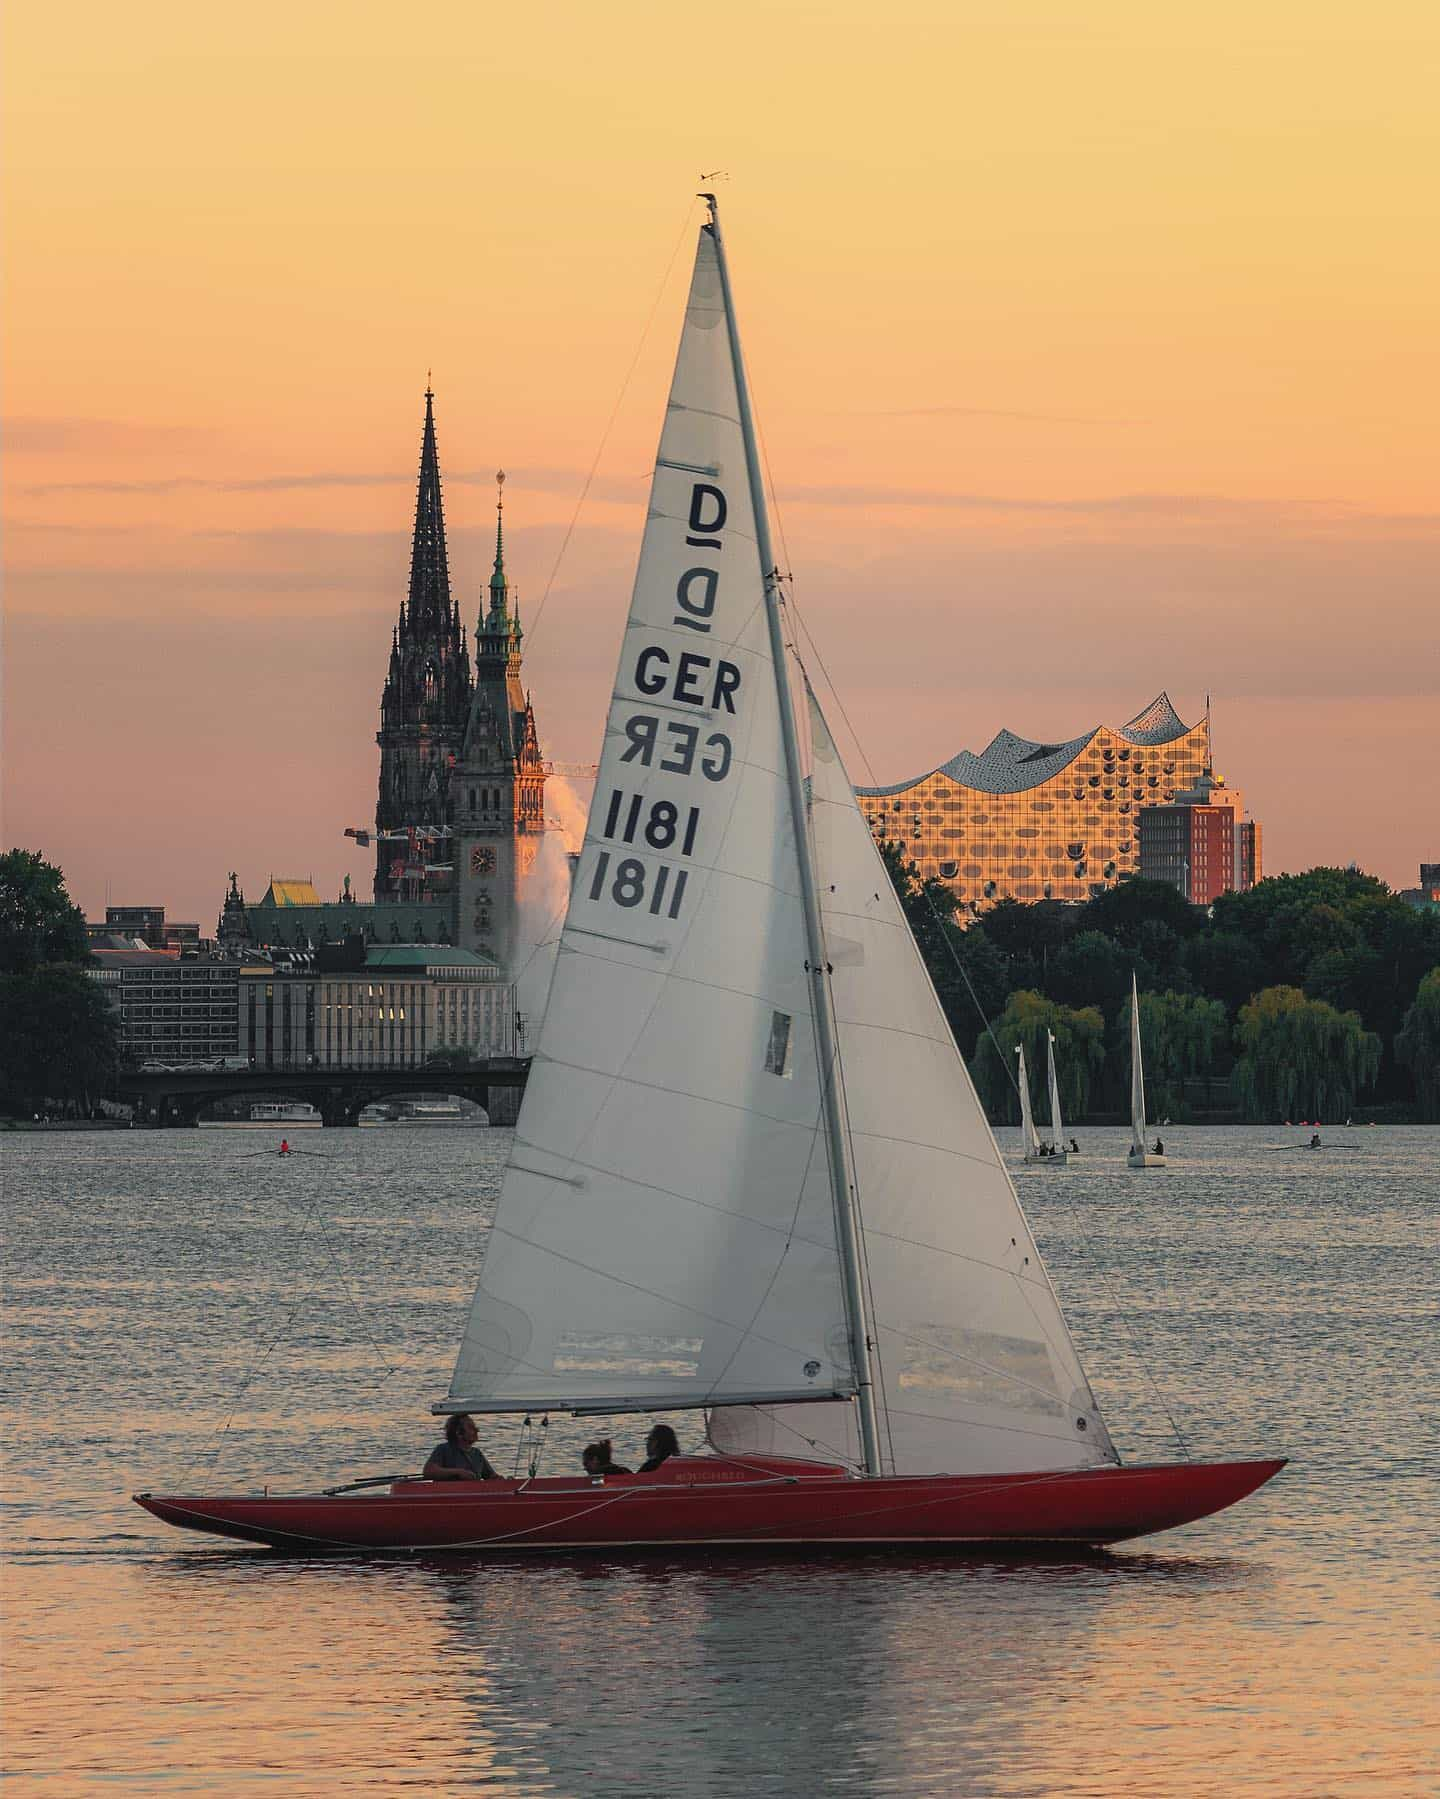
[{"left": 134, "top": 1454, "right": 1286, "bottom": 1553}]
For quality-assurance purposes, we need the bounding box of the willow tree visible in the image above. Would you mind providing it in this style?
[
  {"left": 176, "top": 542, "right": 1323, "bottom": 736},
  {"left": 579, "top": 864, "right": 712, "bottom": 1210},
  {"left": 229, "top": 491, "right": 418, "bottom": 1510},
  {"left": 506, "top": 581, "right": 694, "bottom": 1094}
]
[
  {"left": 1120, "top": 989, "right": 1228, "bottom": 1121},
  {"left": 970, "top": 990, "right": 1106, "bottom": 1124},
  {"left": 1396, "top": 967, "right": 1440, "bottom": 1120},
  {"left": 1233, "top": 986, "right": 1381, "bottom": 1121}
]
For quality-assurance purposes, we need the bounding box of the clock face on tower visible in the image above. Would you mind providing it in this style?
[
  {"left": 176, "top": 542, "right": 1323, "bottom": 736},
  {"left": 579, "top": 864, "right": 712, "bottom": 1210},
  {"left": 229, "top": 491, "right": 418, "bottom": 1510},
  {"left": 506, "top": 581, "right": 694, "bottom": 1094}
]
[{"left": 470, "top": 845, "right": 496, "bottom": 876}]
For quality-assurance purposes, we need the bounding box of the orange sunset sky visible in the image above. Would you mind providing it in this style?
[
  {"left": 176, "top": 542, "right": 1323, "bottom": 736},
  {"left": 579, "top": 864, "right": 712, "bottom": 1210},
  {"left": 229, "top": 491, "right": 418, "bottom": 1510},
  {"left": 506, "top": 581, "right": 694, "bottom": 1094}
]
[{"left": 3, "top": 1, "right": 1436, "bottom": 923}]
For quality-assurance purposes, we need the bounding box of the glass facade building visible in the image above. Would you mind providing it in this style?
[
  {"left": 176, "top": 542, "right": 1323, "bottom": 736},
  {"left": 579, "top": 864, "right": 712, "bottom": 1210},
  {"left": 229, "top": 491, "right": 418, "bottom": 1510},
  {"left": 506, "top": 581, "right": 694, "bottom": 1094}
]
[{"left": 856, "top": 693, "right": 1211, "bottom": 909}]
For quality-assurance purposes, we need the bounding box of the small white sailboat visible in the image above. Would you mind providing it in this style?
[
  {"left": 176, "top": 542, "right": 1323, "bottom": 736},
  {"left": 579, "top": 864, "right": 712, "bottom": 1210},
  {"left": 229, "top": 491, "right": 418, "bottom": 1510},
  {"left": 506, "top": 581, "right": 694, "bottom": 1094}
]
[
  {"left": 1038, "top": 1030, "right": 1069, "bottom": 1165},
  {"left": 1127, "top": 974, "right": 1166, "bottom": 1168},
  {"left": 1015, "top": 1043, "right": 1045, "bottom": 1163},
  {"left": 135, "top": 195, "right": 1280, "bottom": 1552}
]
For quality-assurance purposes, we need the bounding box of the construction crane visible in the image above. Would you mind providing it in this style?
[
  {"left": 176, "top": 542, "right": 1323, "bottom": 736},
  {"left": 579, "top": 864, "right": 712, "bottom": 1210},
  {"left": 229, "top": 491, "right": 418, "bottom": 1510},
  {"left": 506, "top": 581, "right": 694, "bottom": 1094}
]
[
  {"left": 344, "top": 825, "right": 453, "bottom": 846},
  {"left": 545, "top": 761, "right": 599, "bottom": 779}
]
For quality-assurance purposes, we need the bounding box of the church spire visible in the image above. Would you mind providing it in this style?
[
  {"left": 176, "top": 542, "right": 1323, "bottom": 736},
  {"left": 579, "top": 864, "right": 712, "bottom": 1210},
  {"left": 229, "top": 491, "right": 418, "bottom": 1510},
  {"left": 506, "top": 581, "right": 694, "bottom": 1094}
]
[
  {"left": 489, "top": 469, "right": 508, "bottom": 613},
  {"left": 407, "top": 383, "right": 453, "bottom": 633}
]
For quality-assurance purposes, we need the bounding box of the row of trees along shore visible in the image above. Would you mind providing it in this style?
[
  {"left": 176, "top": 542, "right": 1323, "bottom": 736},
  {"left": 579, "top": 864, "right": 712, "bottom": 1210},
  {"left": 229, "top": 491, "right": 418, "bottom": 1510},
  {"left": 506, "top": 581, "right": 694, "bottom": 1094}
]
[
  {"left": 3, "top": 845, "right": 1437, "bottom": 1124},
  {"left": 0, "top": 851, "right": 118, "bottom": 1118},
  {"left": 880, "top": 844, "right": 1440, "bottom": 1124}
]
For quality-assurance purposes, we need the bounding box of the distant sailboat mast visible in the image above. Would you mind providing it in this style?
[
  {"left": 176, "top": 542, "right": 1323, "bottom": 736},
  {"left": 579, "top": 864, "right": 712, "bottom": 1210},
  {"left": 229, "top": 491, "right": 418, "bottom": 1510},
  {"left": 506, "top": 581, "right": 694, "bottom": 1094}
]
[
  {"left": 1046, "top": 1031, "right": 1065, "bottom": 1149},
  {"left": 1130, "top": 972, "right": 1148, "bottom": 1155},
  {"left": 705, "top": 193, "right": 883, "bottom": 1476},
  {"left": 1016, "top": 1043, "right": 1041, "bottom": 1158}
]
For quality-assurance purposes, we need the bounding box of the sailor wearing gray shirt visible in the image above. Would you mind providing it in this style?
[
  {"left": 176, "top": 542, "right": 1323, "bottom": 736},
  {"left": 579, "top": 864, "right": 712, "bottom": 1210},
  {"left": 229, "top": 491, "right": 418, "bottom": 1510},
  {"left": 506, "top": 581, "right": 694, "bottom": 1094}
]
[{"left": 423, "top": 1412, "right": 498, "bottom": 1481}]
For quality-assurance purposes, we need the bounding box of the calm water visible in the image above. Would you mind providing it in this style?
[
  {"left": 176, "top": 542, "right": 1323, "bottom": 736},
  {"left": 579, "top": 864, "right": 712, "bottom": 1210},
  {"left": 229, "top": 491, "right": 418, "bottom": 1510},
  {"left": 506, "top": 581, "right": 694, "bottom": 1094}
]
[{"left": 2, "top": 1125, "right": 1436, "bottom": 1795}]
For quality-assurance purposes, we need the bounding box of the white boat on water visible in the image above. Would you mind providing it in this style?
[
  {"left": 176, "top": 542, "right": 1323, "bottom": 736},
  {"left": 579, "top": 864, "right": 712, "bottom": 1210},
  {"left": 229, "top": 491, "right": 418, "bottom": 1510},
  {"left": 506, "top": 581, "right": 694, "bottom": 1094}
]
[
  {"left": 359, "top": 1100, "right": 486, "bottom": 1128},
  {"left": 1127, "top": 974, "right": 1166, "bottom": 1167},
  {"left": 198, "top": 1101, "right": 323, "bottom": 1130}
]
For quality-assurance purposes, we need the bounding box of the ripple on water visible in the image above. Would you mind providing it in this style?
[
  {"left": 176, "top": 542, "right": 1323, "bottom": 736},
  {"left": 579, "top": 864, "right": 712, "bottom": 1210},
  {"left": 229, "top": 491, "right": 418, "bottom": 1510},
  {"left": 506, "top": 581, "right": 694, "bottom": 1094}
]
[{"left": 2, "top": 1125, "right": 1438, "bottom": 1794}]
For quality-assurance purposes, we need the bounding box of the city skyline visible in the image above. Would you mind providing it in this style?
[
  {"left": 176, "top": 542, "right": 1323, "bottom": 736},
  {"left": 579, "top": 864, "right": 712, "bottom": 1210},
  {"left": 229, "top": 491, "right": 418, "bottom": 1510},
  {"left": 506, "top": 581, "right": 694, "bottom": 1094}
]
[{"left": 5, "top": 2, "right": 1437, "bottom": 918}]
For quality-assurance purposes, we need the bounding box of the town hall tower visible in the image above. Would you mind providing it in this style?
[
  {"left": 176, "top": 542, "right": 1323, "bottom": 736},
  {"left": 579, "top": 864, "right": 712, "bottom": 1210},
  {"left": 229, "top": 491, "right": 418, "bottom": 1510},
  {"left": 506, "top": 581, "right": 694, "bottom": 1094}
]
[{"left": 374, "top": 393, "right": 546, "bottom": 968}]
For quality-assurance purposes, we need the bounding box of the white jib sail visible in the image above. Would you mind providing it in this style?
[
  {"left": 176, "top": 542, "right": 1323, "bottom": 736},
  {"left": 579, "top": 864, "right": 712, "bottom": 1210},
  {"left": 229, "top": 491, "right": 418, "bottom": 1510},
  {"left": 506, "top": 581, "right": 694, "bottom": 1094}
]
[
  {"left": 1016, "top": 1043, "right": 1041, "bottom": 1157},
  {"left": 1046, "top": 1031, "right": 1066, "bottom": 1149},
  {"left": 710, "top": 690, "right": 1116, "bottom": 1474},
  {"left": 442, "top": 224, "right": 857, "bottom": 1417},
  {"left": 1130, "top": 973, "right": 1147, "bottom": 1153}
]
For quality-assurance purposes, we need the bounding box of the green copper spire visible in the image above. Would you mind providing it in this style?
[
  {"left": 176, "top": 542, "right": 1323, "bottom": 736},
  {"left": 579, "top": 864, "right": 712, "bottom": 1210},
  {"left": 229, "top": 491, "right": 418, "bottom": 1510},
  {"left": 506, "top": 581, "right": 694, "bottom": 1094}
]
[{"left": 489, "top": 469, "right": 508, "bottom": 613}]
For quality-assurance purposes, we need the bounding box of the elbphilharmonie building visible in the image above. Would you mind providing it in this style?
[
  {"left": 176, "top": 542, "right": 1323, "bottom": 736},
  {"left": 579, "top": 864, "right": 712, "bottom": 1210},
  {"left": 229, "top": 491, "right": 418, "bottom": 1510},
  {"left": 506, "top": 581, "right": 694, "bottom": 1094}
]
[{"left": 857, "top": 693, "right": 1211, "bottom": 909}]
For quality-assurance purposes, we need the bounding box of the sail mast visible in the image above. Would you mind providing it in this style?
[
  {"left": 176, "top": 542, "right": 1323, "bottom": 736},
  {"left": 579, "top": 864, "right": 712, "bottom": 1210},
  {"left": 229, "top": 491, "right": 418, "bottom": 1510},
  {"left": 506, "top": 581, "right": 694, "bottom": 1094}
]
[
  {"left": 1047, "top": 1030, "right": 1065, "bottom": 1146},
  {"left": 1016, "top": 1043, "right": 1039, "bottom": 1157},
  {"left": 1130, "top": 972, "right": 1147, "bottom": 1151},
  {"left": 703, "top": 193, "right": 882, "bottom": 1476}
]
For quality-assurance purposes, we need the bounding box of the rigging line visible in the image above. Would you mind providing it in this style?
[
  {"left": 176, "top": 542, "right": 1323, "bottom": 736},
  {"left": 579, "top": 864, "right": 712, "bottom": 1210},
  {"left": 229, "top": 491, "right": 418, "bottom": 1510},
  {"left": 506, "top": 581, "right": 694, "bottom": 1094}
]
[
  {"left": 715, "top": 1406, "right": 867, "bottom": 1474},
  {"left": 279, "top": 1185, "right": 399, "bottom": 1381},
  {"left": 523, "top": 198, "right": 700, "bottom": 654},
  {"left": 179, "top": 1260, "right": 333, "bottom": 1487},
  {"left": 790, "top": 601, "right": 1027, "bottom": 1113},
  {"left": 181, "top": 1181, "right": 403, "bottom": 1487}
]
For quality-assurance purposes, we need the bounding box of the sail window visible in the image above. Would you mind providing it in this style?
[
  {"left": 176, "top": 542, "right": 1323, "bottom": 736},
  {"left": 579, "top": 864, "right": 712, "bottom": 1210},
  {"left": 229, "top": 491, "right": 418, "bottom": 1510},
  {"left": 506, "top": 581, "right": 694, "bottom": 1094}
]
[
  {"left": 555, "top": 1333, "right": 703, "bottom": 1378},
  {"left": 765, "top": 1011, "right": 794, "bottom": 1077},
  {"left": 895, "top": 1325, "right": 1064, "bottom": 1417}
]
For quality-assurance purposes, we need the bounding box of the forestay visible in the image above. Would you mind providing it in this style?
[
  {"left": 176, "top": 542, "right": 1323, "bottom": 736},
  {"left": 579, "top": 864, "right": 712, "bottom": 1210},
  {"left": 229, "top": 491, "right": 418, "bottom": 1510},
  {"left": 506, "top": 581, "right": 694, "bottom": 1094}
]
[
  {"left": 441, "top": 225, "right": 857, "bottom": 1416},
  {"left": 710, "top": 690, "right": 1117, "bottom": 1474}
]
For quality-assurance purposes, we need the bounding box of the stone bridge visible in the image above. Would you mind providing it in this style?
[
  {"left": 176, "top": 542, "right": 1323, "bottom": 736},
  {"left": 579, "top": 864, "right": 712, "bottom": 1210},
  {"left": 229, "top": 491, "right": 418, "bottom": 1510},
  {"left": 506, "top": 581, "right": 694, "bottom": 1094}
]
[{"left": 116, "top": 1059, "right": 531, "bottom": 1128}]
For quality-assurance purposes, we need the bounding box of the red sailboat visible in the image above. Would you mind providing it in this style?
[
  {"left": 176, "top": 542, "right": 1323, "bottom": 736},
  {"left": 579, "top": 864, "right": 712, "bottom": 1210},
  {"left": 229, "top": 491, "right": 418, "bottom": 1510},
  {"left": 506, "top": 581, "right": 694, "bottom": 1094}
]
[{"left": 137, "top": 198, "right": 1282, "bottom": 1553}]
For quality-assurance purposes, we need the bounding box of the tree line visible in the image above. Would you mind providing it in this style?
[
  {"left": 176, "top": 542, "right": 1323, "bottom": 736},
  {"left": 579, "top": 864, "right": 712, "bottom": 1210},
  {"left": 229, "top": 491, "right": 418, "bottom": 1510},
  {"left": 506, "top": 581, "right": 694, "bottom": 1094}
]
[
  {"left": 0, "top": 850, "right": 119, "bottom": 1118},
  {"left": 4, "top": 843, "right": 1437, "bottom": 1125},
  {"left": 878, "top": 844, "right": 1440, "bottom": 1123}
]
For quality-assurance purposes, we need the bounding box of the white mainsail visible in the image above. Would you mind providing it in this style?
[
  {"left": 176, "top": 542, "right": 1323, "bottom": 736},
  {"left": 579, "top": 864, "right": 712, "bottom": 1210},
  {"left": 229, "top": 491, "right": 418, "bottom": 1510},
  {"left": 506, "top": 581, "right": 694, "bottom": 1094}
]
[
  {"left": 442, "top": 223, "right": 856, "bottom": 1416},
  {"left": 1129, "top": 972, "right": 1147, "bottom": 1154},
  {"left": 1016, "top": 1043, "right": 1041, "bottom": 1158},
  {"left": 1046, "top": 1031, "right": 1066, "bottom": 1150},
  {"left": 709, "top": 691, "right": 1116, "bottom": 1475}
]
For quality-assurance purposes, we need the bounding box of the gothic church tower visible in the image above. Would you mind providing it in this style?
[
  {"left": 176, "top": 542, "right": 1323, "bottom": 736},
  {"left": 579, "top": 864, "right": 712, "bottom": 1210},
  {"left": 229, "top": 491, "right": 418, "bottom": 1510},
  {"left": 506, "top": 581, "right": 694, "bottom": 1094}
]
[{"left": 374, "top": 388, "right": 472, "bottom": 903}]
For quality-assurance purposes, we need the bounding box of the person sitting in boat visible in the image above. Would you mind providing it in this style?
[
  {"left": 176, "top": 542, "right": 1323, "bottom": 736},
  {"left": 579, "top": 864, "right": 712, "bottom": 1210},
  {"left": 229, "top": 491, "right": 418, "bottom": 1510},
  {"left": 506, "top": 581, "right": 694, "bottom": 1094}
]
[
  {"left": 1069, "top": 1138, "right": 1080, "bottom": 1154},
  {"left": 1310, "top": 1132, "right": 1322, "bottom": 1148},
  {"left": 1153, "top": 1137, "right": 1164, "bottom": 1156},
  {"left": 423, "top": 1413, "right": 498, "bottom": 1482},
  {"left": 581, "top": 1439, "right": 632, "bottom": 1479},
  {"left": 279, "top": 1139, "right": 290, "bottom": 1156},
  {"left": 638, "top": 1424, "right": 680, "bottom": 1473}
]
